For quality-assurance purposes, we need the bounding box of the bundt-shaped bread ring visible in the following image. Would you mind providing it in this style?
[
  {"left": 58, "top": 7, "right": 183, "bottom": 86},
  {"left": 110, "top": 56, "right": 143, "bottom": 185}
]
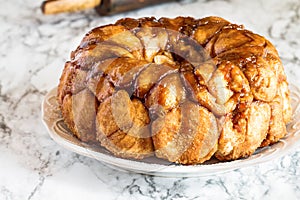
[{"left": 57, "top": 16, "right": 292, "bottom": 164}]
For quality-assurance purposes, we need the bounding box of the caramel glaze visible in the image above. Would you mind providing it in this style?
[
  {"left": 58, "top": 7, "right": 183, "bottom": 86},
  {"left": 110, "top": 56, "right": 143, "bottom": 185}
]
[{"left": 57, "top": 16, "right": 292, "bottom": 164}]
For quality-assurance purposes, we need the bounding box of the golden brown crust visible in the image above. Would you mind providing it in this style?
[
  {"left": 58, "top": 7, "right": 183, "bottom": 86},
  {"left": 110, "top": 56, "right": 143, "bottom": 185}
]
[
  {"left": 61, "top": 89, "right": 97, "bottom": 143},
  {"left": 146, "top": 73, "right": 186, "bottom": 117},
  {"left": 96, "top": 90, "right": 153, "bottom": 159},
  {"left": 152, "top": 101, "right": 219, "bottom": 164},
  {"left": 57, "top": 16, "right": 292, "bottom": 164},
  {"left": 215, "top": 102, "right": 271, "bottom": 160},
  {"left": 57, "top": 62, "right": 74, "bottom": 106}
]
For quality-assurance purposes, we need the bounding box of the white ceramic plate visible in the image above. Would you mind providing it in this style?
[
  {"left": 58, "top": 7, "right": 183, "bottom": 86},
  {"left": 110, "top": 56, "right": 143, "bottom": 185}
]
[{"left": 42, "top": 85, "right": 300, "bottom": 177}]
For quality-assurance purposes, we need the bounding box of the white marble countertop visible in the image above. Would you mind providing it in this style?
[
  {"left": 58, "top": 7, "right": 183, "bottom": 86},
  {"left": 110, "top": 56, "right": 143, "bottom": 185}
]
[{"left": 1, "top": 0, "right": 300, "bottom": 199}]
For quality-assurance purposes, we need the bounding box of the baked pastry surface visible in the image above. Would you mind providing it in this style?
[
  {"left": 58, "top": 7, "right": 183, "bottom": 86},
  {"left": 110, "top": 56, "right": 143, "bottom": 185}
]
[{"left": 57, "top": 16, "right": 292, "bottom": 164}]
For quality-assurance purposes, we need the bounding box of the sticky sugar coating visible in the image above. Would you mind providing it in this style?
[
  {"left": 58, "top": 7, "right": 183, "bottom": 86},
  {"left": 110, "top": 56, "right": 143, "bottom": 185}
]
[{"left": 57, "top": 16, "right": 292, "bottom": 164}]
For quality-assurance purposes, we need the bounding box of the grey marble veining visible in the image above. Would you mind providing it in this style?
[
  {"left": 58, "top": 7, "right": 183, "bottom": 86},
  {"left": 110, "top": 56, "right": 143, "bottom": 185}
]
[{"left": 0, "top": 0, "right": 300, "bottom": 199}]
